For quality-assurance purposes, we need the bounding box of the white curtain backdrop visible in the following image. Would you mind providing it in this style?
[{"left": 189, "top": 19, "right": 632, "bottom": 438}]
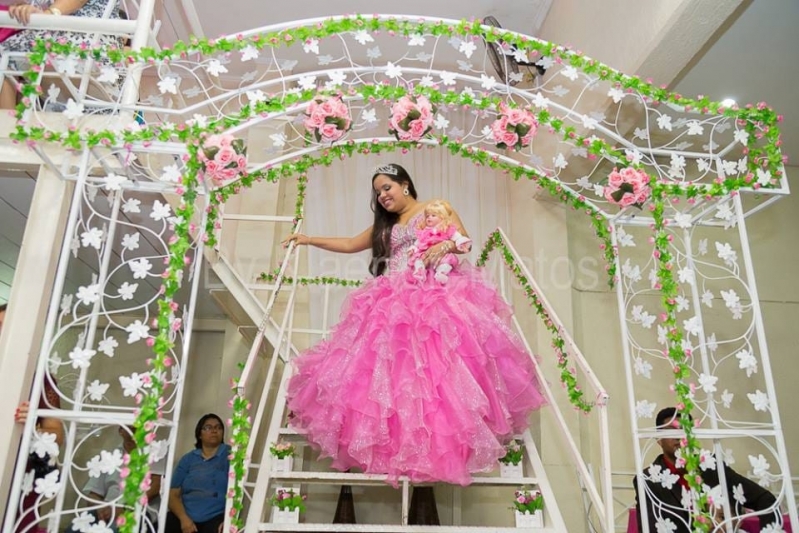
[{"left": 304, "top": 142, "right": 514, "bottom": 332}]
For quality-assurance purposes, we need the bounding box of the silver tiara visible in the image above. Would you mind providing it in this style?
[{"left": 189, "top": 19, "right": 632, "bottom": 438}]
[{"left": 373, "top": 164, "right": 398, "bottom": 176}]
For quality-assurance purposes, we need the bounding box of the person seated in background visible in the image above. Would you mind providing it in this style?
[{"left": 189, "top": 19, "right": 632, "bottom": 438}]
[
  {"left": 4, "top": 302, "right": 65, "bottom": 533},
  {"left": 0, "top": 0, "right": 122, "bottom": 109},
  {"left": 165, "top": 414, "right": 230, "bottom": 533},
  {"left": 634, "top": 407, "right": 781, "bottom": 533},
  {"left": 66, "top": 426, "right": 164, "bottom": 533}
]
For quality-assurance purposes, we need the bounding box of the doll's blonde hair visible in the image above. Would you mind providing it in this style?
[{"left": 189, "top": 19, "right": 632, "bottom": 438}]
[{"left": 418, "top": 199, "right": 455, "bottom": 230}]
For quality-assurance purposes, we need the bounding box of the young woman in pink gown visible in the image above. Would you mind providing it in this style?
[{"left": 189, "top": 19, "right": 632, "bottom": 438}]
[{"left": 282, "top": 163, "right": 546, "bottom": 487}]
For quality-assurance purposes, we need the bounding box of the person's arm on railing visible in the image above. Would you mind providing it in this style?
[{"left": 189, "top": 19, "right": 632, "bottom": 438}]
[{"left": 7, "top": 0, "right": 89, "bottom": 25}]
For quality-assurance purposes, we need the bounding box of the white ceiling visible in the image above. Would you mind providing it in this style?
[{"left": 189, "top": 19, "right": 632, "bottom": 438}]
[{"left": 672, "top": 0, "right": 798, "bottom": 162}]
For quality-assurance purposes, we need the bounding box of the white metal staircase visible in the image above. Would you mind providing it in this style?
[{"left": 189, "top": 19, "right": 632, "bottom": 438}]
[{"left": 208, "top": 206, "right": 614, "bottom": 532}]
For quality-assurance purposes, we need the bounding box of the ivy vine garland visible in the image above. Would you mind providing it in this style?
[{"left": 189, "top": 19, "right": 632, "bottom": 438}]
[{"left": 12, "top": 14, "right": 785, "bottom": 533}]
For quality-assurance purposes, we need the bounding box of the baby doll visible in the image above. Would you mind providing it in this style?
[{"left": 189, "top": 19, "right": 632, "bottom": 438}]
[{"left": 409, "top": 200, "right": 472, "bottom": 283}]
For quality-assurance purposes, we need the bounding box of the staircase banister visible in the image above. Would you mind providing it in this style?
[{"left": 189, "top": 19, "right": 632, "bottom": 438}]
[{"left": 496, "top": 227, "right": 608, "bottom": 402}]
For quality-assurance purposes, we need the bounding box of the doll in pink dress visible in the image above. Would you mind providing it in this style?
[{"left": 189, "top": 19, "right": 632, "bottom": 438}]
[{"left": 409, "top": 200, "right": 472, "bottom": 284}]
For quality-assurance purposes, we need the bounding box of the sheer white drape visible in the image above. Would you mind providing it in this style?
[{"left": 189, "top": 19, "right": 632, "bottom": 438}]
[{"left": 303, "top": 147, "right": 513, "bottom": 332}]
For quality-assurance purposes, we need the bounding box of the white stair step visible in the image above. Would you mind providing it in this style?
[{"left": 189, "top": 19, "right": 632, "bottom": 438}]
[
  {"left": 267, "top": 471, "right": 539, "bottom": 486},
  {"left": 258, "top": 524, "right": 558, "bottom": 532}
]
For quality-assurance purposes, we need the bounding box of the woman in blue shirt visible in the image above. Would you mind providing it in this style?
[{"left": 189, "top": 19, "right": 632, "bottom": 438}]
[{"left": 166, "top": 414, "right": 230, "bottom": 533}]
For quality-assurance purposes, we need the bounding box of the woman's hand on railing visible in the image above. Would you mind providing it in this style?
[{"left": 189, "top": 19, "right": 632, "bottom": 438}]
[{"left": 7, "top": 3, "right": 48, "bottom": 25}]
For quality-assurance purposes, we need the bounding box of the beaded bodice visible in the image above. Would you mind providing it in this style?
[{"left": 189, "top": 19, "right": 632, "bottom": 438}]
[{"left": 387, "top": 212, "right": 423, "bottom": 273}]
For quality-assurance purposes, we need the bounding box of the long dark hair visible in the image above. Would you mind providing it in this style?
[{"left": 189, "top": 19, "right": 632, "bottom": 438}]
[
  {"left": 194, "top": 413, "right": 224, "bottom": 449},
  {"left": 369, "top": 164, "right": 417, "bottom": 277}
]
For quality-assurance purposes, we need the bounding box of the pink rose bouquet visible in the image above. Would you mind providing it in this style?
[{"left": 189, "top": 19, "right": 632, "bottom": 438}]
[
  {"left": 303, "top": 94, "right": 352, "bottom": 143},
  {"left": 388, "top": 95, "right": 437, "bottom": 142},
  {"left": 603, "top": 167, "right": 651, "bottom": 208},
  {"left": 270, "top": 488, "right": 307, "bottom": 512},
  {"left": 513, "top": 489, "right": 543, "bottom": 515},
  {"left": 198, "top": 134, "right": 248, "bottom": 188},
  {"left": 491, "top": 102, "right": 537, "bottom": 150}
]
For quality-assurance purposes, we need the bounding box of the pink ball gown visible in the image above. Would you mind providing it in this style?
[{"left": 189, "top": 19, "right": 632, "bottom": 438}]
[{"left": 286, "top": 213, "right": 546, "bottom": 486}]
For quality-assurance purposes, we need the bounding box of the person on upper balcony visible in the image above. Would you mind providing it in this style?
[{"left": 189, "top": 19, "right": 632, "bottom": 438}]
[{"left": 0, "top": 0, "right": 122, "bottom": 109}]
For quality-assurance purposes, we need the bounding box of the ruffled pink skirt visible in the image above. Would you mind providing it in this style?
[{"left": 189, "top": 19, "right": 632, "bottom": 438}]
[{"left": 286, "top": 264, "right": 546, "bottom": 486}]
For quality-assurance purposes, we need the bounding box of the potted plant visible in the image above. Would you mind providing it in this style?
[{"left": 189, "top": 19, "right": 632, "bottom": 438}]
[
  {"left": 513, "top": 488, "right": 544, "bottom": 528},
  {"left": 499, "top": 439, "right": 524, "bottom": 478},
  {"left": 270, "top": 487, "right": 306, "bottom": 524},
  {"left": 270, "top": 441, "right": 295, "bottom": 473}
]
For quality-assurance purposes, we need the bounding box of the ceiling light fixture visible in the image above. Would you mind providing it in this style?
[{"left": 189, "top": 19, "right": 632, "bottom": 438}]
[{"left": 721, "top": 98, "right": 736, "bottom": 107}]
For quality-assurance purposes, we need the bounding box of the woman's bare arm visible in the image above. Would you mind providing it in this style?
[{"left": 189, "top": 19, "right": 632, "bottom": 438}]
[{"left": 282, "top": 226, "right": 373, "bottom": 254}]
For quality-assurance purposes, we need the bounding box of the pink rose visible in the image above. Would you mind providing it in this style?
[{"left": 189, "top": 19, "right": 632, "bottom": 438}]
[
  {"left": 607, "top": 169, "right": 624, "bottom": 188},
  {"left": 215, "top": 146, "right": 236, "bottom": 166},
  {"left": 320, "top": 123, "right": 343, "bottom": 141},
  {"left": 236, "top": 155, "right": 247, "bottom": 170},
  {"left": 506, "top": 108, "right": 526, "bottom": 125},
  {"left": 502, "top": 130, "right": 519, "bottom": 147},
  {"left": 304, "top": 113, "right": 325, "bottom": 130},
  {"left": 491, "top": 117, "right": 509, "bottom": 141},
  {"left": 204, "top": 134, "right": 227, "bottom": 149},
  {"left": 204, "top": 160, "right": 219, "bottom": 175},
  {"left": 408, "top": 119, "right": 427, "bottom": 139}
]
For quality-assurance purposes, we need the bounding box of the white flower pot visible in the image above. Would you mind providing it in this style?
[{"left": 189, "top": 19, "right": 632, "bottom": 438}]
[
  {"left": 272, "top": 456, "right": 294, "bottom": 473},
  {"left": 500, "top": 462, "right": 523, "bottom": 478},
  {"left": 272, "top": 508, "right": 300, "bottom": 524},
  {"left": 515, "top": 510, "right": 543, "bottom": 528}
]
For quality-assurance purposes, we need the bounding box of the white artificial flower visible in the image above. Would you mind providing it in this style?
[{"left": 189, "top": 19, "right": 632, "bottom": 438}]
[
  {"left": 303, "top": 38, "right": 319, "bottom": 54},
  {"left": 439, "top": 71, "right": 456, "bottom": 85},
  {"left": 34, "top": 470, "right": 61, "bottom": 498},
  {"left": 71, "top": 512, "right": 96, "bottom": 533},
  {"left": 458, "top": 40, "right": 476, "bottom": 58},
  {"left": 86, "top": 380, "right": 109, "bottom": 402},
  {"left": 747, "top": 390, "right": 769, "bottom": 412},
  {"left": 129, "top": 258, "right": 152, "bottom": 280},
  {"left": 560, "top": 66, "right": 579, "bottom": 81},
  {"left": 634, "top": 357, "right": 653, "bottom": 379},
  {"left": 715, "top": 242, "right": 737, "bottom": 267},
  {"left": 205, "top": 59, "right": 228, "bottom": 77},
  {"left": 636, "top": 400, "right": 657, "bottom": 419},
  {"left": 480, "top": 74, "right": 497, "bottom": 91},
  {"left": 698, "top": 373, "right": 718, "bottom": 394},
  {"left": 69, "top": 347, "right": 96, "bottom": 369},
  {"left": 150, "top": 200, "right": 172, "bottom": 222},
  {"left": 76, "top": 284, "right": 100, "bottom": 306},
  {"left": 682, "top": 316, "right": 702, "bottom": 337},
  {"left": 366, "top": 47, "right": 381, "bottom": 59},
  {"left": 240, "top": 45, "right": 259, "bottom": 62},
  {"left": 125, "top": 320, "right": 149, "bottom": 343},
  {"left": 121, "top": 233, "right": 140, "bottom": 251},
  {"left": 63, "top": 99, "right": 84, "bottom": 120},
  {"left": 160, "top": 164, "right": 182, "bottom": 183},
  {"left": 409, "top": 34, "right": 426, "bottom": 46},
  {"left": 119, "top": 372, "right": 144, "bottom": 397},
  {"left": 607, "top": 87, "right": 624, "bottom": 103},
  {"left": 657, "top": 114, "right": 673, "bottom": 131},
  {"left": 434, "top": 114, "right": 449, "bottom": 130},
  {"left": 117, "top": 282, "right": 138, "bottom": 301},
  {"left": 146, "top": 439, "right": 170, "bottom": 463},
  {"left": 97, "top": 336, "right": 118, "bottom": 357},
  {"left": 721, "top": 389, "right": 734, "bottom": 408},
  {"left": 385, "top": 62, "right": 402, "bottom": 79},
  {"left": 103, "top": 173, "right": 127, "bottom": 191},
  {"left": 735, "top": 348, "right": 758, "bottom": 377},
  {"left": 122, "top": 198, "right": 141, "bottom": 214},
  {"left": 675, "top": 296, "right": 690, "bottom": 312},
  {"left": 701, "top": 290, "right": 714, "bottom": 308},
  {"left": 81, "top": 228, "right": 104, "bottom": 249},
  {"left": 352, "top": 29, "right": 373, "bottom": 45},
  {"left": 157, "top": 77, "right": 178, "bottom": 94},
  {"left": 31, "top": 431, "right": 59, "bottom": 459}
]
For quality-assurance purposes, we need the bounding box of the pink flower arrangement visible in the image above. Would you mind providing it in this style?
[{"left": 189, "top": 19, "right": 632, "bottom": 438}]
[
  {"left": 199, "top": 134, "right": 248, "bottom": 188},
  {"left": 270, "top": 488, "right": 307, "bottom": 512},
  {"left": 388, "top": 95, "right": 436, "bottom": 141},
  {"left": 603, "top": 167, "right": 651, "bottom": 208},
  {"left": 303, "top": 95, "right": 352, "bottom": 143},
  {"left": 491, "top": 102, "right": 537, "bottom": 151},
  {"left": 513, "top": 489, "right": 544, "bottom": 515}
]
